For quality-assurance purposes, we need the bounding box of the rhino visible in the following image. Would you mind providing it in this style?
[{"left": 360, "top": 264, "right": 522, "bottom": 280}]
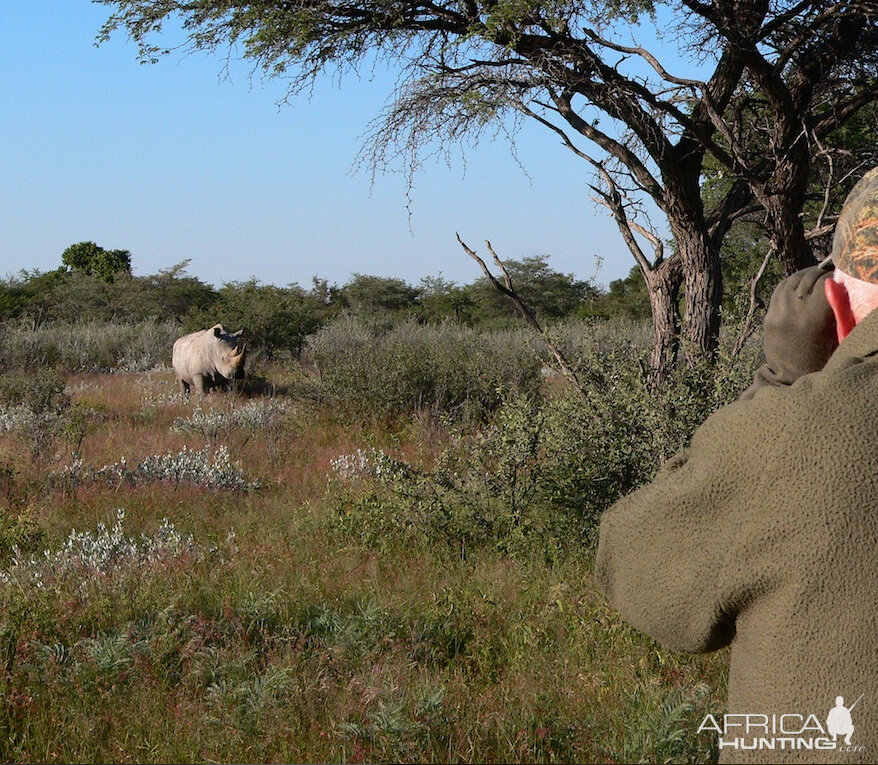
[{"left": 172, "top": 324, "right": 247, "bottom": 398}]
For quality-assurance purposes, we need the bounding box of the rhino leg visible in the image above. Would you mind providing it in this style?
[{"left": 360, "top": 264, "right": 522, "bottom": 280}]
[
  {"left": 178, "top": 377, "right": 190, "bottom": 400},
  {"left": 192, "top": 374, "right": 207, "bottom": 395}
]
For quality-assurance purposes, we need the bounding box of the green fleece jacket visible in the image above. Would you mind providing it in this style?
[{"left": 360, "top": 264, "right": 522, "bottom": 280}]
[{"left": 595, "top": 311, "right": 878, "bottom": 764}]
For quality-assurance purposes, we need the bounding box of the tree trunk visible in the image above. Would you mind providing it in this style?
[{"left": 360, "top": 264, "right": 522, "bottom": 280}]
[
  {"left": 763, "top": 167, "right": 815, "bottom": 275},
  {"left": 668, "top": 211, "right": 724, "bottom": 366},
  {"left": 681, "top": 248, "right": 723, "bottom": 365},
  {"left": 644, "top": 256, "right": 683, "bottom": 390}
]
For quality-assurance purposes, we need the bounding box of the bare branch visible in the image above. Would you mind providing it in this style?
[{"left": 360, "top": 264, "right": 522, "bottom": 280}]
[
  {"left": 456, "top": 234, "right": 585, "bottom": 394},
  {"left": 581, "top": 27, "right": 704, "bottom": 89},
  {"left": 587, "top": 161, "right": 662, "bottom": 275},
  {"left": 733, "top": 247, "right": 775, "bottom": 358}
]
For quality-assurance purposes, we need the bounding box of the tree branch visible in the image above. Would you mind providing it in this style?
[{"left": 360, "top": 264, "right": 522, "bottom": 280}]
[{"left": 456, "top": 234, "right": 584, "bottom": 394}]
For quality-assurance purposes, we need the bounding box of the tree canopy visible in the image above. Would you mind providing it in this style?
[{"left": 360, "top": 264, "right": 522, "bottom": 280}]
[
  {"left": 96, "top": 0, "right": 878, "bottom": 380},
  {"left": 2, "top": 250, "right": 624, "bottom": 358},
  {"left": 62, "top": 241, "right": 132, "bottom": 283}
]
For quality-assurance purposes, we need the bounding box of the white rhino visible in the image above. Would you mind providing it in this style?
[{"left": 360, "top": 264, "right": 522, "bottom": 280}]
[{"left": 172, "top": 324, "right": 247, "bottom": 397}]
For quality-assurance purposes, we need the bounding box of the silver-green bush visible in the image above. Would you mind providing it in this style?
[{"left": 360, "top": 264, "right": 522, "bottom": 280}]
[
  {"left": 304, "top": 316, "right": 542, "bottom": 422},
  {"left": 0, "top": 319, "right": 180, "bottom": 372}
]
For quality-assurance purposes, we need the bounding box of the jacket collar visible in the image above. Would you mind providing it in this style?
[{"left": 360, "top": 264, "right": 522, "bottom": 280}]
[{"left": 825, "top": 308, "right": 878, "bottom": 370}]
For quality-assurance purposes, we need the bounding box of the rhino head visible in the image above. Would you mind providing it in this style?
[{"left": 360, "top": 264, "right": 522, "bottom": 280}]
[{"left": 213, "top": 326, "right": 247, "bottom": 381}]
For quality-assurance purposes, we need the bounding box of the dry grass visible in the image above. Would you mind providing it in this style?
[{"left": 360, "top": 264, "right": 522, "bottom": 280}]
[{"left": 0, "top": 368, "right": 727, "bottom": 764}]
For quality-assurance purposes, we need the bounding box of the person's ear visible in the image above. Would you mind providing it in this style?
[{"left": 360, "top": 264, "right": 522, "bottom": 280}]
[{"left": 825, "top": 278, "right": 856, "bottom": 343}]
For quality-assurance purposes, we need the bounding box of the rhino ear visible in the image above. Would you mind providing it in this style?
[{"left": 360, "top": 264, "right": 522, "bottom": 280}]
[
  {"left": 231, "top": 329, "right": 244, "bottom": 338},
  {"left": 213, "top": 326, "right": 222, "bottom": 338}
]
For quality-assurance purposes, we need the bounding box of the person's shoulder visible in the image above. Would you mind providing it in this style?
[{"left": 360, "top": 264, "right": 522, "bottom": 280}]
[{"left": 694, "top": 369, "right": 834, "bottom": 450}]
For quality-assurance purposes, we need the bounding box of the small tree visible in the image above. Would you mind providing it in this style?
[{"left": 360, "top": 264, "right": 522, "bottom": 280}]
[
  {"left": 466, "top": 256, "right": 598, "bottom": 325},
  {"left": 189, "top": 279, "right": 329, "bottom": 359},
  {"left": 61, "top": 241, "right": 132, "bottom": 283},
  {"left": 340, "top": 274, "right": 421, "bottom": 317}
]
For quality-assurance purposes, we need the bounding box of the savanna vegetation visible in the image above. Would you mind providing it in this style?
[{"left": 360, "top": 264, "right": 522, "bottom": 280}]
[
  {"left": 2, "top": 1, "right": 874, "bottom": 759},
  {"left": 96, "top": 0, "right": 878, "bottom": 382},
  {"left": 0, "top": 244, "right": 766, "bottom": 763}
]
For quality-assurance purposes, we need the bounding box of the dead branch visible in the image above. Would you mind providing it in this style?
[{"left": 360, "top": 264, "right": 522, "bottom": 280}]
[
  {"left": 732, "top": 246, "right": 775, "bottom": 357},
  {"left": 456, "top": 234, "right": 585, "bottom": 395}
]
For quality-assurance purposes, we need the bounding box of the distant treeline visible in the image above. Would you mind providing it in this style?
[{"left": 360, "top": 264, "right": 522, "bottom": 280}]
[{"left": 0, "top": 256, "right": 651, "bottom": 359}]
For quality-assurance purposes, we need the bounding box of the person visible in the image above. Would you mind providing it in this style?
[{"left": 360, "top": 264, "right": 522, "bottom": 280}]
[
  {"left": 594, "top": 167, "right": 878, "bottom": 765},
  {"left": 827, "top": 696, "right": 856, "bottom": 746}
]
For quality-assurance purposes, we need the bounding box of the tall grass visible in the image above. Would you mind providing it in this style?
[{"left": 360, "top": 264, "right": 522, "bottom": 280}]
[
  {"left": 0, "top": 318, "right": 180, "bottom": 372},
  {"left": 0, "top": 316, "right": 762, "bottom": 763}
]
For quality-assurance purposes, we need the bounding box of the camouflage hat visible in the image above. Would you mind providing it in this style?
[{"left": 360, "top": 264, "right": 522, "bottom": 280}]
[{"left": 831, "top": 167, "right": 878, "bottom": 283}]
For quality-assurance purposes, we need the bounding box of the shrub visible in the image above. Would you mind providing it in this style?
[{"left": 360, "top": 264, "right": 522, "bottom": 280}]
[
  {"left": 0, "top": 368, "right": 94, "bottom": 462},
  {"left": 328, "top": 395, "right": 564, "bottom": 558},
  {"left": 0, "top": 509, "right": 198, "bottom": 595},
  {"left": 0, "top": 319, "right": 180, "bottom": 372},
  {"left": 0, "top": 505, "right": 44, "bottom": 563},
  {"left": 56, "top": 445, "right": 260, "bottom": 491},
  {"left": 327, "top": 319, "right": 763, "bottom": 557},
  {"left": 304, "top": 316, "right": 542, "bottom": 423},
  {"left": 172, "top": 399, "right": 291, "bottom": 447},
  {"left": 0, "top": 367, "right": 68, "bottom": 413}
]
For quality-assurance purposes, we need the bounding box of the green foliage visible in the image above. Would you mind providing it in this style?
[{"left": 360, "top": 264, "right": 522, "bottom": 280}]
[
  {"left": 61, "top": 241, "right": 132, "bottom": 283},
  {"left": 0, "top": 506, "right": 44, "bottom": 563},
  {"left": 0, "top": 264, "right": 216, "bottom": 325},
  {"left": 0, "top": 368, "right": 97, "bottom": 463},
  {"left": 305, "top": 316, "right": 542, "bottom": 422},
  {"left": 0, "top": 268, "right": 69, "bottom": 323},
  {"left": 591, "top": 265, "right": 652, "bottom": 321},
  {"left": 416, "top": 274, "right": 478, "bottom": 324},
  {"left": 464, "top": 256, "right": 600, "bottom": 328},
  {"left": 340, "top": 274, "right": 420, "bottom": 319},
  {"left": 127, "top": 260, "right": 218, "bottom": 321},
  {"left": 0, "top": 367, "right": 68, "bottom": 414},
  {"left": 329, "top": 395, "right": 550, "bottom": 558},
  {"left": 186, "top": 279, "right": 329, "bottom": 360},
  {"left": 328, "top": 318, "right": 763, "bottom": 558},
  {"left": 620, "top": 682, "right": 718, "bottom": 764}
]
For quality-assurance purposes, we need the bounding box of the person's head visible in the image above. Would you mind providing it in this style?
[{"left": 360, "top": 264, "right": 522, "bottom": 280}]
[{"left": 824, "top": 167, "right": 878, "bottom": 342}]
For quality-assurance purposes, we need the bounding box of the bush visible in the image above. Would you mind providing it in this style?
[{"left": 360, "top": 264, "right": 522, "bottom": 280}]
[
  {"left": 0, "top": 505, "right": 44, "bottom": 563},
  {"left": 327, "top": 319, "right": 764, "bottom": 557},
  {"left": 185, "top": 279, "right": 330, "bottom": 361},
  {"left": 55, "top": 445, "right": 260, "bottom": 492},
  {"left": 329, "top": 394, "right": 551, "bottom": 558},
  {"left": 0, "top": 509, "right": 197, "bottom": 594},
  {"left": 304, "top": 316, "right": 542, "bottom": 423},
  {"left": 0, "top": 367, "right": 68, "bottom": 413},
  {"left": 0, "top": 319, "right": 180, "bottom": 372},
  {"left": 0, "top": 368, "right": 93, "bottom": 462}
]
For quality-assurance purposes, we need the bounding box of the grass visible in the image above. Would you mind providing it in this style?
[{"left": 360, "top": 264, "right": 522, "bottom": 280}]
[{"left": 0, "top": 366, "right": 729, "bottom": 764}]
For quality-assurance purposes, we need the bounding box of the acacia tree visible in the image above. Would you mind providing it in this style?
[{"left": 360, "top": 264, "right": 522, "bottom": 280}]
[
  {"left": 96, "top": 0, "right": 878, "bottom": 381},
  {"left": 61, "top": 241, "right": 132, "bottom": 283}
]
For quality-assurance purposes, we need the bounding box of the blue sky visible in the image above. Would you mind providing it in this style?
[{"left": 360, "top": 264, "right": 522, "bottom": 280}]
[{"left": 1, "top": 2, "right": 652, "bottom": 290}]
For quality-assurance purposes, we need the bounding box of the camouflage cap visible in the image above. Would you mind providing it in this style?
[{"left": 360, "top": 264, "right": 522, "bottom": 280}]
[{"left": 831, "top": 167, "right": 878, "bottom": 283}]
